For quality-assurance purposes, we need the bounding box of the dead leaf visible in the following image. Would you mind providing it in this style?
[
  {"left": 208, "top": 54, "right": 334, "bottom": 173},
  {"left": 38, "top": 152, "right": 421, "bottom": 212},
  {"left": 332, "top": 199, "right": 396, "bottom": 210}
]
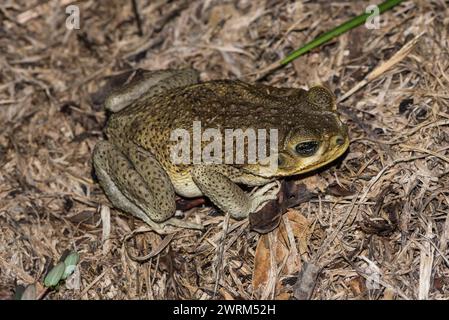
[
  {"left": 100, "top": 205, "right": 112, "bottom": 255},
  {"left": 249, "top": 180, "right": 315, "bottom": 234},
  {"left": 275, "top": 292, "right": 291, "bottom": 300},
  {"left": 253, "top": 235, "right": 271, "bottom": 292},
  {"left": 293, "top": 262, "right": 320, "bottom": 300},
  {"left": 252, "top": 211, "right": 310, "bottom": 297},
  {"left": 347, "top": 276, "right": 366, "bottom": 297},
  {"left": 381, "top": 288, "right": 396, "bottom": 300}
]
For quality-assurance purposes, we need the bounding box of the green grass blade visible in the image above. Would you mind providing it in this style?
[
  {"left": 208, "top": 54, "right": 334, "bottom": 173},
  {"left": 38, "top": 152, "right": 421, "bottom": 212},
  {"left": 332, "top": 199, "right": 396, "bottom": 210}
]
[{"left": 280, "top": 0, "right": 405, "bottom": 65}]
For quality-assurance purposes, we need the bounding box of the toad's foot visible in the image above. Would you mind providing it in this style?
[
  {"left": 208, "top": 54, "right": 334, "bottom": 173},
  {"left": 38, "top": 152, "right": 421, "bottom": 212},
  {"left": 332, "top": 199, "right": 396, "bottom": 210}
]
[{"left": 248, "top": 181, "right": 281, "bottom": 213}]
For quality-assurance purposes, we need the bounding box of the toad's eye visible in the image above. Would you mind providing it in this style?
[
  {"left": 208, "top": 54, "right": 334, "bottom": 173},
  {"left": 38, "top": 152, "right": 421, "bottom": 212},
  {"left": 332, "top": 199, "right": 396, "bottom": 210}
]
[{"left": 295, "top": 141, "right": 319, "bottom": 157}]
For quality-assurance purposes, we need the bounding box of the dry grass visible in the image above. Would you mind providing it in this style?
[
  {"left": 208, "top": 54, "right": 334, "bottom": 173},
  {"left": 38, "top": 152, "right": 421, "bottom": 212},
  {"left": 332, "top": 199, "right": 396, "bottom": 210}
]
[{"left": 1, "top": 0, "right": 448, "bottom": 300}]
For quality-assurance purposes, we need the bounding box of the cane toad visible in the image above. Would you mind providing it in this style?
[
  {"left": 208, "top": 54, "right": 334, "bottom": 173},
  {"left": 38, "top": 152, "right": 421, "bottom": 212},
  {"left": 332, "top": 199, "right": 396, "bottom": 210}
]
[{"left": 92, "top": 68, "right": 349, "bottom": 232}]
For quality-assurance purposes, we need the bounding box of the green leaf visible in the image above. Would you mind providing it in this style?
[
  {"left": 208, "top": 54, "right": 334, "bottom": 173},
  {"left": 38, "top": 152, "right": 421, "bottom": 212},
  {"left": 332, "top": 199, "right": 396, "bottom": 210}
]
[
  {"left": 280, "top": 0, "right": 405, "bottom": 65},
  {"left": 44, "top": 262, "right": 66, "bottom": 287},
  {"left": 62, "top": 251, "right": 80, "bottom": 280}
]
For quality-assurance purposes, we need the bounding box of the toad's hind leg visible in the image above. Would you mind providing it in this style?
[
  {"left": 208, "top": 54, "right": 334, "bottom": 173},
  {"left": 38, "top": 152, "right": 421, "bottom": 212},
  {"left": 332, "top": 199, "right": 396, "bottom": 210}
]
[
  {"left": 105, "top": 68, "right": 200, "bottom": 112},
  {"left": 93, "top": 141, "right": 202, "bottom": 232},
  {"left": 126, "top": 143, "right": 203, "bottom": 229}
]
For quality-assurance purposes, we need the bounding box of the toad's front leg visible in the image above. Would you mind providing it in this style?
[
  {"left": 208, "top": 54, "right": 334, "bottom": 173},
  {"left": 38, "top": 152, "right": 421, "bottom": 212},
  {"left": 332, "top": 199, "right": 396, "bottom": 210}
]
[{"left": 191, "top": 165, "right": 280, "bottom": 219}]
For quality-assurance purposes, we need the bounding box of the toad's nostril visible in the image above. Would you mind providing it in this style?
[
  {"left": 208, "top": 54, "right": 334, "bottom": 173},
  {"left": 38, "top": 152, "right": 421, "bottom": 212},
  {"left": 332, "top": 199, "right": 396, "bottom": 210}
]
[{"left": 335, "top": 136, "right": 345, "bottom": 146}]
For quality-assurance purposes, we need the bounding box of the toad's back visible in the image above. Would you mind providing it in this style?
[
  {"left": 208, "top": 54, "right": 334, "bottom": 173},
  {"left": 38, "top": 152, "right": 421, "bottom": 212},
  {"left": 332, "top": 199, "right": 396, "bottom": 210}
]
[{"left": 106, "top": 79, "right": 311, "bottom": 135}]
